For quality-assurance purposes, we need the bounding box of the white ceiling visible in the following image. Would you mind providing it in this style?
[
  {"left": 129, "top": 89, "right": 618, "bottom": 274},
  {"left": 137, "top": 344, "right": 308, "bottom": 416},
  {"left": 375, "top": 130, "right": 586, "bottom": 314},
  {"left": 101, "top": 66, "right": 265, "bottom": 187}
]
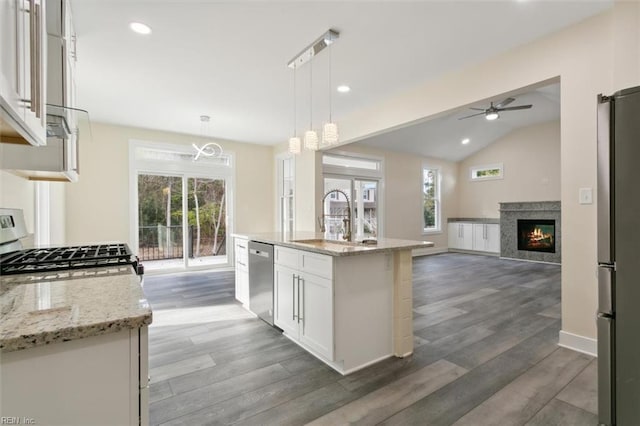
[{"left": 71, "top": 0, "right": 611, "bottom": 153}]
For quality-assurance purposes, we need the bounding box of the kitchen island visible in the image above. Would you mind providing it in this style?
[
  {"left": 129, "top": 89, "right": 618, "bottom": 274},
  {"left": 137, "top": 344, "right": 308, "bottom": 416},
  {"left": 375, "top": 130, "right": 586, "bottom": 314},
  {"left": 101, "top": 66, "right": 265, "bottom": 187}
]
[
  {"left": 235, "top": 232, "right": 433, "bottom": 375},
  {"left": 0, "top": 266, "right": 152, "bottom": 425}
]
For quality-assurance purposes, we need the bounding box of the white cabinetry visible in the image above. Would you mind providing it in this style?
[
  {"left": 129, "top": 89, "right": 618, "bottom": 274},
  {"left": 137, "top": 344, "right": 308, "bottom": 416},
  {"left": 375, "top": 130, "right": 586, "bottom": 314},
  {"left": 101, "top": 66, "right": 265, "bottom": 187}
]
[
  {"left": 1, "top": 327, "right": 149, "bottom": 425},
  {"left": 234, "top": 236, "right": 249, "bottom": 307},
  {"left": 274, "top": 246, "right": 333, "bottom": 361},
  {"left": 0, "top": 0, "right": 47, "bottom": 146},
  {"left": 448, "top": 222, "right": 473, "bottom": 250},
  {"left": 472, "top": 223, "right": 500, "bottom": 253},
  {"left": 449, "top": 221, "right": 500, "bottom": 254}
]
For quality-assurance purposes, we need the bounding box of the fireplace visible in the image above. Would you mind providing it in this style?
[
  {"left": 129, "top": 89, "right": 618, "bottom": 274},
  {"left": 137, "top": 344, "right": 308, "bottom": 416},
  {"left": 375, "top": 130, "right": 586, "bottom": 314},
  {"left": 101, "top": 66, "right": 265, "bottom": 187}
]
[
  {"left": 518, "top": 219, "right": 556, "bottom": 253},
  {"left": 499, "top": 201, "right": 561, "bottom": 264}
]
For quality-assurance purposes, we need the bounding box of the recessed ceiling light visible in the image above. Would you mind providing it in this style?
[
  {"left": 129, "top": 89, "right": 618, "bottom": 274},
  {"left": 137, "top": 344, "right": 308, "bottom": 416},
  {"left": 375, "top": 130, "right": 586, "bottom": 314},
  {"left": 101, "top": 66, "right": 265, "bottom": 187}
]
[
  {"left": 130, "top": 22, "right": 152, "bottom": 35},
  {"left": 461, "top": 138, "right": 470, "bottom": 145},
  {"left": 337, "top": 85, "right": 351, "bottom": 93}
]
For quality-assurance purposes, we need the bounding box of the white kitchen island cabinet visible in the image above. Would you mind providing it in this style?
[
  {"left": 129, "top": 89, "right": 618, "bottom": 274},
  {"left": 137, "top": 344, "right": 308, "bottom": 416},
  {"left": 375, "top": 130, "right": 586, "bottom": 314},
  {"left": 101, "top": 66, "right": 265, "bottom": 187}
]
[
  {"left": 232, "top": 234, "right": 435, "bottom": 376},
  {"left": 274, "top": 247, "right": 334, "bottom": 361}
]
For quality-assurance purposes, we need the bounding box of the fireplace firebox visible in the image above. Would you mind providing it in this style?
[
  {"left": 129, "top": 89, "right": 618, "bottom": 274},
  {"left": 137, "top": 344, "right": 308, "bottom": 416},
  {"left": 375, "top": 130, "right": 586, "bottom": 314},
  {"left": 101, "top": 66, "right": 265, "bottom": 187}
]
[{"left": 517, "top": 219, "right": 556, "bottom": 253}]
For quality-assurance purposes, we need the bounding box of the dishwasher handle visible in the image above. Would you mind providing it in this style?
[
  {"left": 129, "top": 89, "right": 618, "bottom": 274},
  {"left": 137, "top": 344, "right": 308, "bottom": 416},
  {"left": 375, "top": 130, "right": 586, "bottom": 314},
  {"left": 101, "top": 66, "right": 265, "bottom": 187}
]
[{"left": 249, "top": 249, "right": 270, "bottom": 258}]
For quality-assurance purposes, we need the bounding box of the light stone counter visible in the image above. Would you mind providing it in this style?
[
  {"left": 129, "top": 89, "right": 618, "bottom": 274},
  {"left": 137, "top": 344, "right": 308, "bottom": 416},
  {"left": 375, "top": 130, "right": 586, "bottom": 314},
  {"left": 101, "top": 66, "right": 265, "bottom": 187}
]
[
  {"left": 0, "top": 265, "right": 152, "bottom": 352},
  {"left": 233, "top": 232, "right": 434, "bottom": 256}
]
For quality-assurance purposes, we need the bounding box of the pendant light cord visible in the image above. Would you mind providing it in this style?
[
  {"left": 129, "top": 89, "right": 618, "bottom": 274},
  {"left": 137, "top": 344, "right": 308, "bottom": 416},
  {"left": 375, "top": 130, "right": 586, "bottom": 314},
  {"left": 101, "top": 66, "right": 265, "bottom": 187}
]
[
  {"left": 329, "top": 42, "right": 332, "bottom": 122},
  {"left": 293, "top": 67, "right": 297, "bottom": 136},
  {"left": 309, "top": 60, "right": 313, "bottom": 129}
]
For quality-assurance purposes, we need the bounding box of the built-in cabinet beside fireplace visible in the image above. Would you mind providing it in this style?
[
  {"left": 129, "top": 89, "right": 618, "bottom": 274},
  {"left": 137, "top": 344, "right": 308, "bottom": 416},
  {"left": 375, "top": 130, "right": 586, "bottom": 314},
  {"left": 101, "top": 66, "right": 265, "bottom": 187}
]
[
  {"left": 448, "top": 219, "right": 500, "bottom": 254},
  {"left": 499, "top": 201, "right": 561, "bottom": 264}
]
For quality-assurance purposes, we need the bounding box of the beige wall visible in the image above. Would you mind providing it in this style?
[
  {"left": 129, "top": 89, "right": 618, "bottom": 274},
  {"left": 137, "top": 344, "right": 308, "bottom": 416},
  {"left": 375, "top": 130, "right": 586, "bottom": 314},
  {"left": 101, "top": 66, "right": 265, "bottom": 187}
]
[
  {"left": 0, "top": 171, "right": 36, "bottom": 233},
  {"left": 332, "top": 6, "right": 640, "bottom": 341},
  {"left": 457, "top": 120, "right": 561, "bottom": 218},
  {"left": 65, "top": 122, "right": 274, "bottom": 247}
]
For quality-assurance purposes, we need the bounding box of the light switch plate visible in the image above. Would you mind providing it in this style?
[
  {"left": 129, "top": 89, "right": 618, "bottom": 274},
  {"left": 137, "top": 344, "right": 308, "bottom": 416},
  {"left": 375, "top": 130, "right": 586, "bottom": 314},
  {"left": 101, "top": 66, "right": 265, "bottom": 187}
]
[{"left": 579, "top": 187, "right": 593, "bottom": 204}]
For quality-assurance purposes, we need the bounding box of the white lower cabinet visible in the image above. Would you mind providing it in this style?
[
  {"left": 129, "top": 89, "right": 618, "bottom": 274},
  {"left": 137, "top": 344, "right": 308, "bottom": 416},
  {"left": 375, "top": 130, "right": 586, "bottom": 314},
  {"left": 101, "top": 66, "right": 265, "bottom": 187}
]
[
  {"left": 448, "top": 222, "right": 473, "bottom": 250},
  {"left": 449, "top": 221, "right": 500, "bottom": 254},
  {"left": 472, "top": 223, "right": 500, "bottom": 253},
  {"left": 1, "top": 327, "right": 149, "bottom": 425},
  {"left": 274, "top": 247, "right": 333, "bottom": 361},
  {"left": 234, "top": 237, "right": 249, "bottom": 307}
]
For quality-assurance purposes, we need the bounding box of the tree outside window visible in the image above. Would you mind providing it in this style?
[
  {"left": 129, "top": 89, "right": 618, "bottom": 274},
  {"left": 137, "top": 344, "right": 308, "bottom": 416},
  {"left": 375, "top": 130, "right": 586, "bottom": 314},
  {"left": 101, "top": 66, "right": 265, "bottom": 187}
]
[{"left": 423, "top": 168, "right": 440, "bottom": 232}]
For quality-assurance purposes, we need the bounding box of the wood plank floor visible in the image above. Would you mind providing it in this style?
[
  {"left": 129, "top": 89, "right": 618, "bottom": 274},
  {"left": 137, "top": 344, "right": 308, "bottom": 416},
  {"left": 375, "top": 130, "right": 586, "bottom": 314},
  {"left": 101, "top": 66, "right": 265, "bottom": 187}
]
[{"left": 145, "top": 253, "right": 598, "bottom": 425}]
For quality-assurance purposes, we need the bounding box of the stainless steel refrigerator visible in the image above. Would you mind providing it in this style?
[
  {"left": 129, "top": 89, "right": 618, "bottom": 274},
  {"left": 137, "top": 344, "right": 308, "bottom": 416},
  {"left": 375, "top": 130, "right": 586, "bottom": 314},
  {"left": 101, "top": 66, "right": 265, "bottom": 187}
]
[{"left": 597, "top": 85, "right": 640, "bottom": 426}]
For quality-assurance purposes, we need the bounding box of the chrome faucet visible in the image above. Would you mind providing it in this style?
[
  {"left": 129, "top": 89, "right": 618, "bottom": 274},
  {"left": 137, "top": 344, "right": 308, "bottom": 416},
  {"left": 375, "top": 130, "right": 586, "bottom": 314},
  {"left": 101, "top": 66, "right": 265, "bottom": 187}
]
[{"left": 319, "top": 189, "right": 352, "bottom": 242}]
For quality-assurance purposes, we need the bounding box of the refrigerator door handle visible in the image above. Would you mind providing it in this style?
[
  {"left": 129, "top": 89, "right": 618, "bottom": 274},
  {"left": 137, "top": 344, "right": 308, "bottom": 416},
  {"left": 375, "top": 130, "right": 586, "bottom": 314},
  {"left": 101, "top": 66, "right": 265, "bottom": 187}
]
[
  {"left": 597, "top": 95, "right": 613, "bottom": 263},
  {"left": 598, "top": 264, "right": 615, "bottom": 315},
  {"left": 597, "top": 314, "right": 615, "bottom": 426}
]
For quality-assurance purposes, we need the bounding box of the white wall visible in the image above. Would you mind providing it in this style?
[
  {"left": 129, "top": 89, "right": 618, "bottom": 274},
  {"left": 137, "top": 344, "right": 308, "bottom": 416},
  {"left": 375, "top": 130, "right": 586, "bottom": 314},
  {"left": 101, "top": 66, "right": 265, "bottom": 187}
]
[
  {"left": 332, "top": 5, "right": 640, "bottom": 342},
  {"left": 65, "top": 122, "right": 274, "bottom": 246},
  {"left": 457, "top": 120, "right": 561, "bottom": 218}
]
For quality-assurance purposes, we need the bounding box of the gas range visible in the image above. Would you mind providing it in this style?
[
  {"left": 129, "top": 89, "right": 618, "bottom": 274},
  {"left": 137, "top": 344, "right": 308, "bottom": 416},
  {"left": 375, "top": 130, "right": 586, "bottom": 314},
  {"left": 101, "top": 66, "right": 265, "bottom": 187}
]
[
  {"left": 0, "top": 243, "right": 143, "bottom": 276},
  {"left": 0, "top": 208, "right": 143, "bottom": 278}
]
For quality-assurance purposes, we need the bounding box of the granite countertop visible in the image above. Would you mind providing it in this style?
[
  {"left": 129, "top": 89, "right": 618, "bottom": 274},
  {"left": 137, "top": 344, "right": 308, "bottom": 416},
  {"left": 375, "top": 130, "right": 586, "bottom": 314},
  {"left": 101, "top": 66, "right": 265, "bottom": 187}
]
[
  {"left": 447, "top": 218, "right": 500, "bottom": 224},
  {"left": 0, "top": 265, "right": 152, "bottom": 352},
  {"left": 233, "top": 232, "right": 434, "bottom": 256}
]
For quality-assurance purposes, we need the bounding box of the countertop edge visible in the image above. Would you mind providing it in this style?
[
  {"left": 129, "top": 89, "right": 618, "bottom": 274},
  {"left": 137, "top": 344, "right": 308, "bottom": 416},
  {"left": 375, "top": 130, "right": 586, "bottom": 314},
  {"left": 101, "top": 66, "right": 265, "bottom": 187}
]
[{"left": 0, "top": 311, "right": 153, "bottom": 353}]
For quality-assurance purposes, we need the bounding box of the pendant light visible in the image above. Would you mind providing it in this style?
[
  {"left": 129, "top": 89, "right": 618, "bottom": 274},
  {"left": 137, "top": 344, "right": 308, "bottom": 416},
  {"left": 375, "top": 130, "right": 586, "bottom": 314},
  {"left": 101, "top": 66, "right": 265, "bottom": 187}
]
[
  {"left": 304, "top": 58, "right": 319, "bottom": 150},
  {"left": 288, "top": 66, "right": 301, "bottom": 154},
  {"left": 322, "top": 38, "right": 338, "bottom": 145}
]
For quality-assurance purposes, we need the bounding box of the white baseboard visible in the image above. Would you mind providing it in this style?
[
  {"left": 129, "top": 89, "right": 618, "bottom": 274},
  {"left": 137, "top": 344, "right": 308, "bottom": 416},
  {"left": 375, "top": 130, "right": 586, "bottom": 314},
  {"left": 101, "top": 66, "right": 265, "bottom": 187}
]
[
  {"left": 558, "top": 330, "right": 597, "bottom": 357},
  {"left": 413, "top": 247, "right": 447, "bottom": 257}
]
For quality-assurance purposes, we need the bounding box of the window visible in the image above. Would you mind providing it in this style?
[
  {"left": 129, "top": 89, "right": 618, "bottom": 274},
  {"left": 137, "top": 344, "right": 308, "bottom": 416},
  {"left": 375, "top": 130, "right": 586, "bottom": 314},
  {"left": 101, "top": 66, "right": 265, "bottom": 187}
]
[
  {"left": 423, "top": 167, "right": 440, "bottom": 233},
  {"left": 470, "top": 163, "right": 503, "bottom": 181},
  {"left": 322, "top": 151, "right": 384, "bottom": 238},
  {"left": 276, "top": 154, "right": 295, "bottom": 233}
]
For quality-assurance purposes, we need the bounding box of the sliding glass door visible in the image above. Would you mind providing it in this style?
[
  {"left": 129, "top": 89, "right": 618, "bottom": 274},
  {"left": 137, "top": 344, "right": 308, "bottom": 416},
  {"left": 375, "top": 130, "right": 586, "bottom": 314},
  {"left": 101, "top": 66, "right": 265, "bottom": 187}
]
[
  {"left": 186, "top": 177, "right": 227, "bottom": 268},
  {"left": 137, "top": 174, "right": 184, "bottom": 265}
]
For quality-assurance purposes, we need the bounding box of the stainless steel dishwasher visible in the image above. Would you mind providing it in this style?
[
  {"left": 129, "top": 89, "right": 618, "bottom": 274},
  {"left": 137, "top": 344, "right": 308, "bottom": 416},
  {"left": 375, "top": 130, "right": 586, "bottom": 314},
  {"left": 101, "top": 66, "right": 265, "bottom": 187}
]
[{"left": 248, "top": 241, "right": 274, "bottom": 326}]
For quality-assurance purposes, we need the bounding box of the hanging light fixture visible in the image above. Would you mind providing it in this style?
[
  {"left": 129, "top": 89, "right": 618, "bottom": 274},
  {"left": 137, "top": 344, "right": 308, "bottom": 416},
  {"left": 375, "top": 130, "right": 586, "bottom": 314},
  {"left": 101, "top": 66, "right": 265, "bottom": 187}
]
[
  {"left": 303, "top": 58, "right": 319, "bottom": 151},
  {"left": 288, "top": 66, "right": 301, "bottom": 154},
  {"left": 322, "top": 36, "right": 338, "bottom": 145},
  {"left": 287, "top": 29, "right": 340, "bottom": 152},
  {"left": 192, "top": 115, "right": 223, "bottom": 161}
]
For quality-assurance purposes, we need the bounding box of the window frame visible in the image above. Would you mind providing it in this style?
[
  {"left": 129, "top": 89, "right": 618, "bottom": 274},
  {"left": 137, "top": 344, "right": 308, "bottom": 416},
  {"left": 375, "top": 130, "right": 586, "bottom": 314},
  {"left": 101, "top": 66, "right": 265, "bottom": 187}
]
[{"left": 422, "top": 166, "right": 441, "bottom": 235}]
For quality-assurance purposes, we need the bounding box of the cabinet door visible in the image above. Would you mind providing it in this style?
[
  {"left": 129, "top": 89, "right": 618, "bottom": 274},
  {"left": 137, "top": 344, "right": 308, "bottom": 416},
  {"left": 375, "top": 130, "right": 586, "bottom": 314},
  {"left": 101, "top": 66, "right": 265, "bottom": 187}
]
[
  {"left": 448, "top": 223, "right": 460, "bottom": 249},
  {"left": 0, "top": 0, "right": 21, "bottom": 119},
  {"left": 461, "top": 223, "right": 474, "bottom": 250},
  {"left": 299, "top": 273, "right": 333, "bottom": 360},
  {"left": 486, "top": 224, "right": 500, "bottom": 253},
  {"left": 472, "top": 223, "right": 486, "bottom": 251},
  {"left": 274, "top": 264, "right": 299, "bottom": 338}
]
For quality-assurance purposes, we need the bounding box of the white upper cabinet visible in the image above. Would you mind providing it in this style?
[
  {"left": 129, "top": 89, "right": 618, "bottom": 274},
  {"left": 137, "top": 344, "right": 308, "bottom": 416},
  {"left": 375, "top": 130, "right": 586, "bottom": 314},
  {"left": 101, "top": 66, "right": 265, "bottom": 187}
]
[{"left": 0, "top": 0, "right": 47, "bottom": 146}]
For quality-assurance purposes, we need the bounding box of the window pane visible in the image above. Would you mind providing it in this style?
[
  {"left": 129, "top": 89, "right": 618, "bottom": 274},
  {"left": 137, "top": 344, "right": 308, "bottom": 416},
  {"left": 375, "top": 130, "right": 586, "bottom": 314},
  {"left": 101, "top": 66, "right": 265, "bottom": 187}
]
[
  {"left": 355, "top": 180, "right": 377, "bottom": 238},
  {"left": 423, "top": 168, "right": 439, "bottom": 231},
  {"left": 323, "top": 154, "right": 379, "bottom": 171},
  {"left": 187, "top": 178, "right": 227, "bottom": 268},
  {"left": 138, "top": 174, "right": 184, "bottom": 265}
]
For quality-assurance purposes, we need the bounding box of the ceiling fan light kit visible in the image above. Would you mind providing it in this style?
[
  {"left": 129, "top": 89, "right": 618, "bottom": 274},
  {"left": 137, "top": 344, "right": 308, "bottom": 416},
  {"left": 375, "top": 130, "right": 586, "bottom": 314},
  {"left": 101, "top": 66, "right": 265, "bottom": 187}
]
[{"left": 459, "top": 97, "right": 533, "bottom": 121}]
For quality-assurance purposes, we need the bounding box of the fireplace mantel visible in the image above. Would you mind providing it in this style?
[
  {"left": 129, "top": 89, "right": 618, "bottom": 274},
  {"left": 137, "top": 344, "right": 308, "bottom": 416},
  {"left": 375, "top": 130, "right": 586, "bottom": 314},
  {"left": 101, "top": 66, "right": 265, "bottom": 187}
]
[{"left": 499, "top": 201, "right": 561, "bottom": 264}]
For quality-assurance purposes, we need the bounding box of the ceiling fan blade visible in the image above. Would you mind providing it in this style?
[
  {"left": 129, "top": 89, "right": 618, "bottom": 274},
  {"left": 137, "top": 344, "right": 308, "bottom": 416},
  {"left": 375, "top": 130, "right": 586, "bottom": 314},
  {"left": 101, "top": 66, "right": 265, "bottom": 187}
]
[
  {"left": 495, "top": 97, "right": 515, "bottom": 108},
  {"left": 458, "top": 112, "right": 486, "bottom": 120},
  {"left": 497, "top": 104, "right": 532, "bottom": 111},
  {"left": 469, "top": 107, "right": 486, "bottom": 111}
]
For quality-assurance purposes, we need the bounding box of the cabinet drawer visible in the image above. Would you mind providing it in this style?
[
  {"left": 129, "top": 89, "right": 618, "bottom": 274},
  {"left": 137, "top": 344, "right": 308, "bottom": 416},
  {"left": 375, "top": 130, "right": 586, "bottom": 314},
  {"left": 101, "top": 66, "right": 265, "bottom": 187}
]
[
  {"left": 300, "top": 251, "right": 332, "bottom": 280},
  {"left": 275, "top": 246, "right": 299, "bottom": 269}
]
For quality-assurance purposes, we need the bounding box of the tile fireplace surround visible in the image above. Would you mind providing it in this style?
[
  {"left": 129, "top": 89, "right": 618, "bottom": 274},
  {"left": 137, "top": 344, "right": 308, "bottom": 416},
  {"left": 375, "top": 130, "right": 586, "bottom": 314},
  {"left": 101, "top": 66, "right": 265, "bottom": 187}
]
[{"left": 499, "top": 201, "right": 561, "bottom": 264}]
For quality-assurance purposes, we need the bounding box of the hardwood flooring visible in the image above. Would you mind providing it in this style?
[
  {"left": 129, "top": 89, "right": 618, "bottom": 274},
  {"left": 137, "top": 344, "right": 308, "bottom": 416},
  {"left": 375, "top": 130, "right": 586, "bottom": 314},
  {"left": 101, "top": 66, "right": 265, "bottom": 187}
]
[{"left": 145, "top": 253, "right": 598, "bottom": 425}]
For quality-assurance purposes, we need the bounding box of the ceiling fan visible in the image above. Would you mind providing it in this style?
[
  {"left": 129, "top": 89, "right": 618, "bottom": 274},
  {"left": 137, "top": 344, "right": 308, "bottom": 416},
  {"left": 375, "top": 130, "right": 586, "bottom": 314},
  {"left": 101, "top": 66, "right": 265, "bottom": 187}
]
[{"left": 459, "top": 97, "right": 532, "bottom": 121}]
